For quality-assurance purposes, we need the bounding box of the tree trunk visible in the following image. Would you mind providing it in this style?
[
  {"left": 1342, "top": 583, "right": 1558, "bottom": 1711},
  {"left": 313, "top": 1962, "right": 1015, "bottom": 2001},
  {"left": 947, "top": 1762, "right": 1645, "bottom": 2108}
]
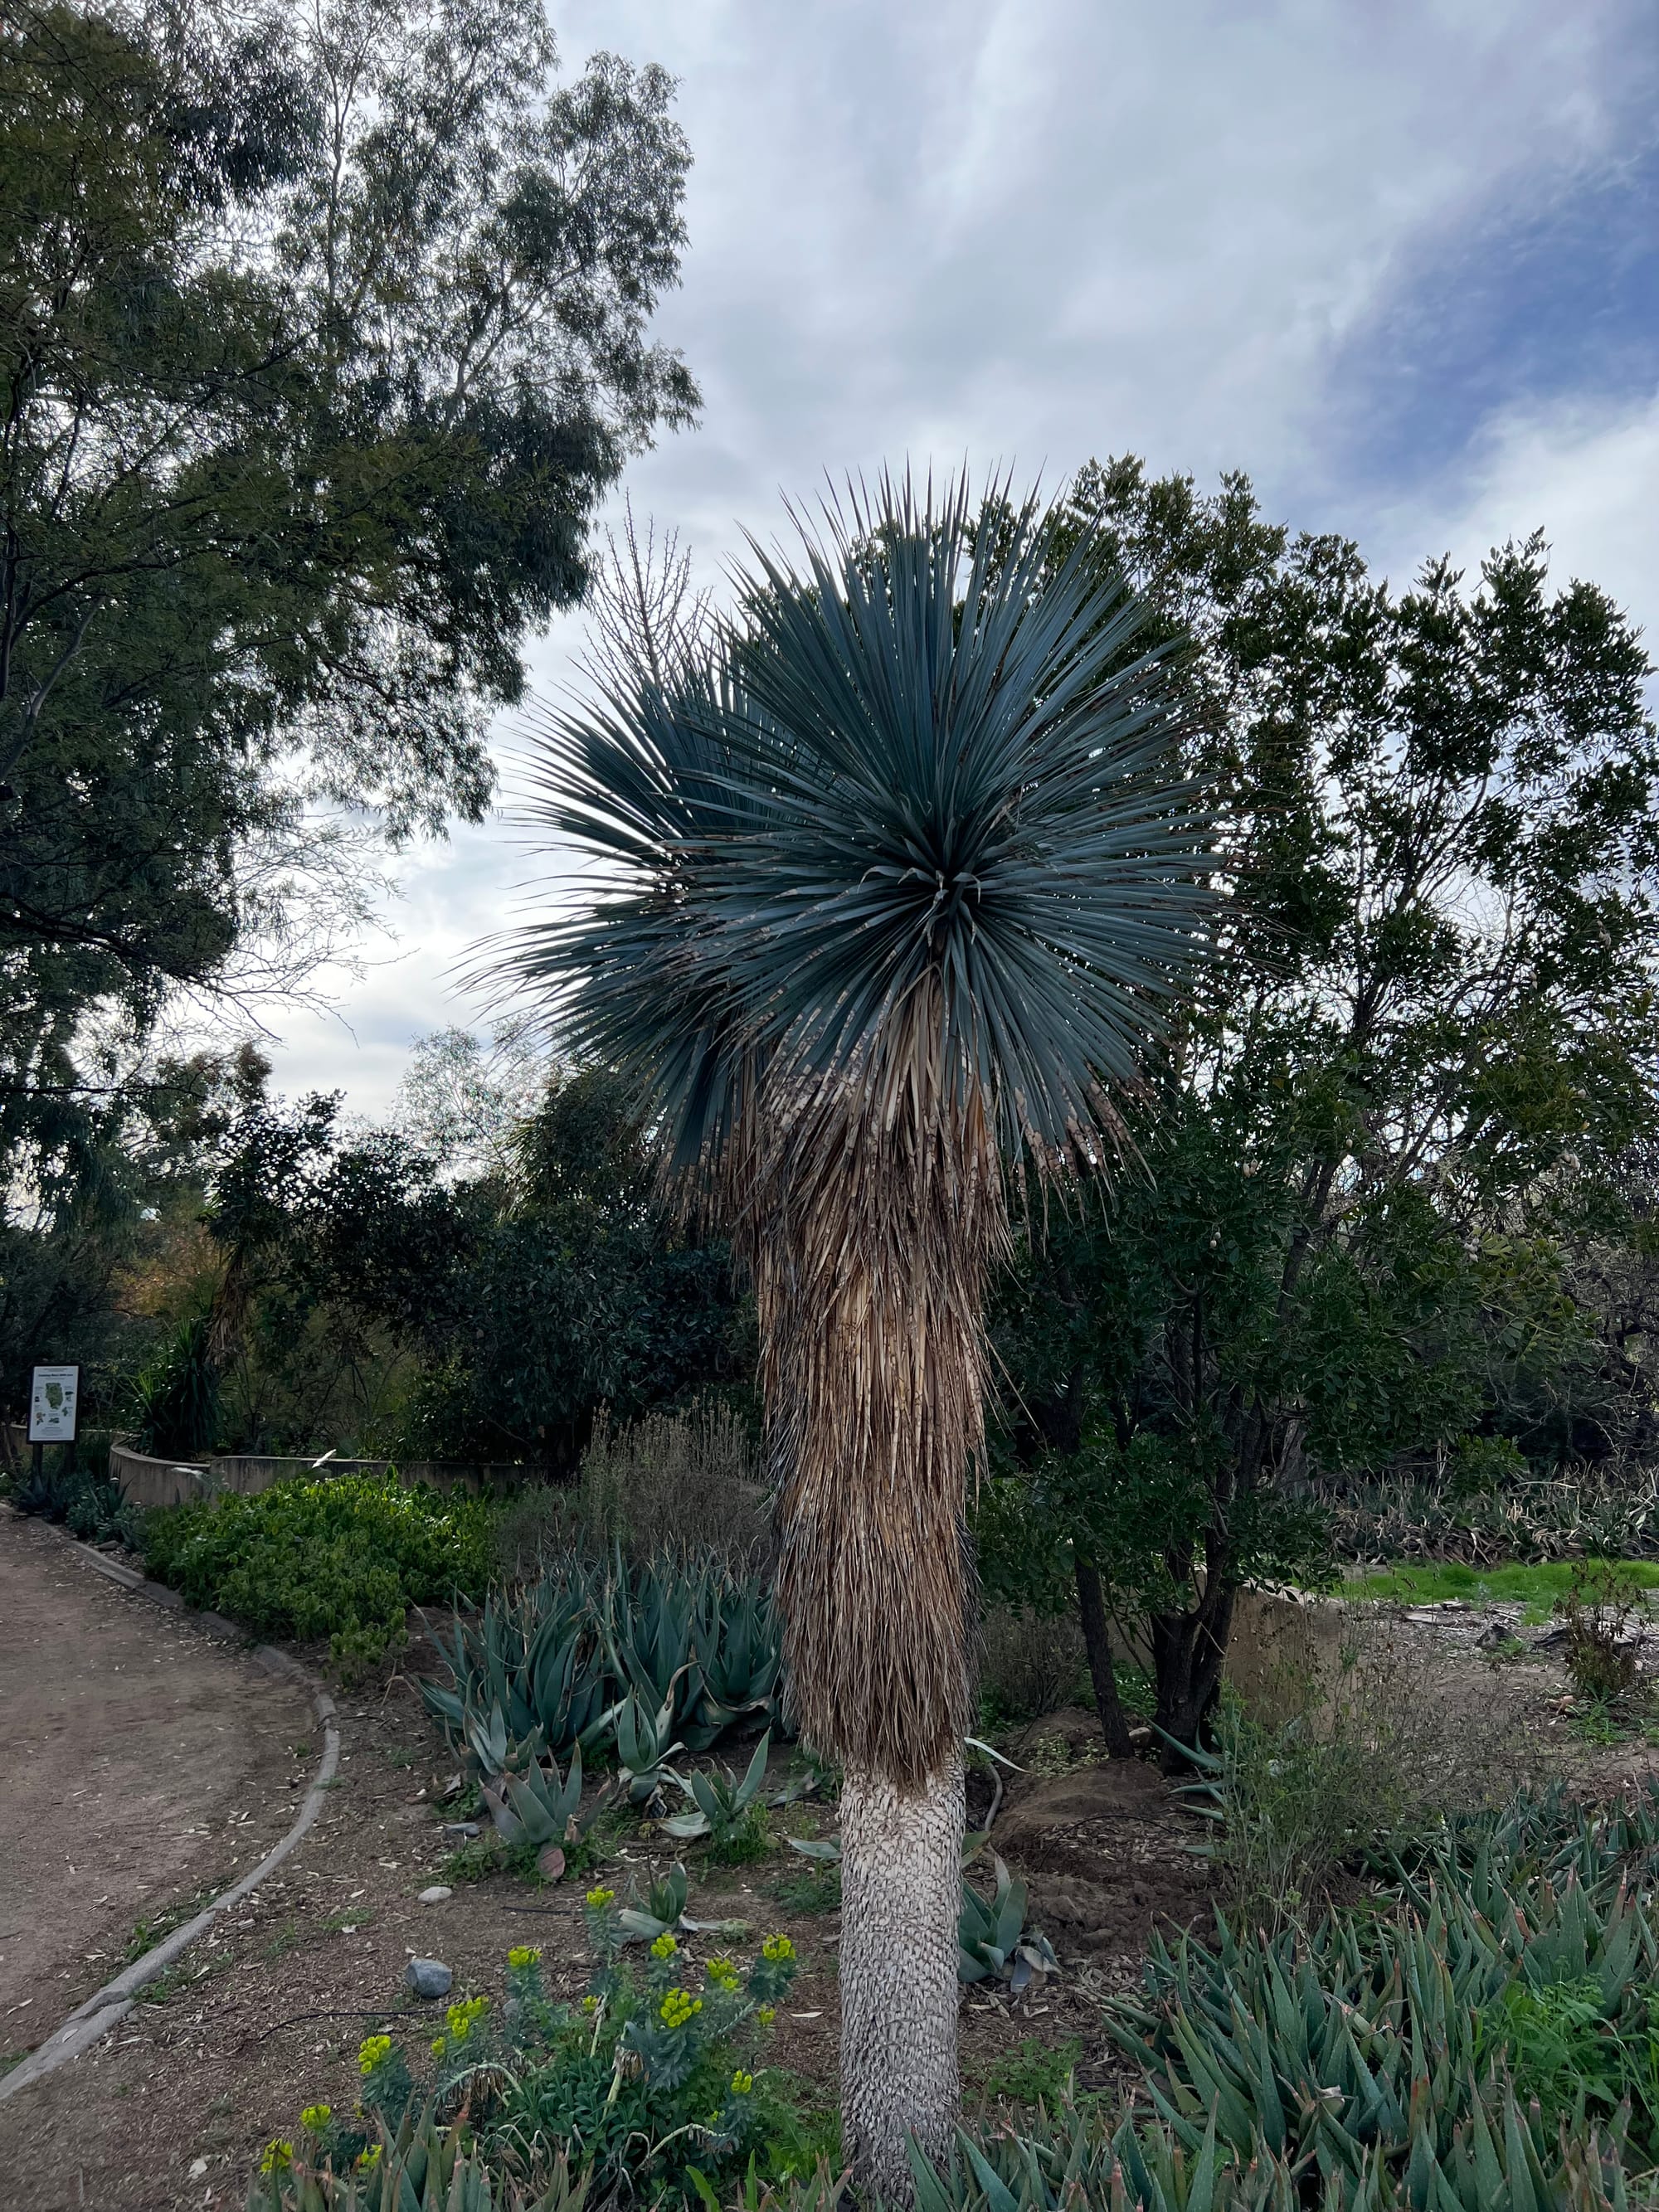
[
  {"left": 1151, "top": 1582, "right": 1238, "bottom": 1768},
  {"left": 1074, "top": 1558, "right": 1139, "bottom": 1757},
  {"left": 839, "top": 1755, "right": 965, "bottom": 2199}
]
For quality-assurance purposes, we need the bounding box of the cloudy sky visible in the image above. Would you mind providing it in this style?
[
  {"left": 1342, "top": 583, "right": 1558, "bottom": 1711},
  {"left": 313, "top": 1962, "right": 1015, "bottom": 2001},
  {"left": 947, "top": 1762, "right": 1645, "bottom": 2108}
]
[{"left": 265, "top": 0, "right": 1659, "bottom": 1116}]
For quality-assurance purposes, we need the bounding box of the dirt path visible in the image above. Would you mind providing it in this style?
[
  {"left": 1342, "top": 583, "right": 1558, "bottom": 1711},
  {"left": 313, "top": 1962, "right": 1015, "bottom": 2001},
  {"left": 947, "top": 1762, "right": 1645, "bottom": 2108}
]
[{"left": 0, "top": 1510, "right": 312, "bottom": 2044}]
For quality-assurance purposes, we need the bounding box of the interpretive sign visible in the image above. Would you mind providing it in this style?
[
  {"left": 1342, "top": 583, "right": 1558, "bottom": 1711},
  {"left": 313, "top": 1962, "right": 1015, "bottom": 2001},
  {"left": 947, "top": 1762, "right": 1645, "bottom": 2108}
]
[{"left": 28, "top": 1364, "right": 80, "bottom": 1444}]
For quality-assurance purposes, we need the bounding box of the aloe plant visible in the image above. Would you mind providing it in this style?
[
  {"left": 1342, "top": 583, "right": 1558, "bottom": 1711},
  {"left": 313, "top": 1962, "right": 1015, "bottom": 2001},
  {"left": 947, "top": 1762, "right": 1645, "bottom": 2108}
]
[
  {"left": 659, "top": 1732, "right": 771, "bottom": 1844},
  {"left": 957, "top": 1855, "right": 1058, "bottom": 1992},
  {"left": 245, "top": 2105, "right": 591, "bottom": 2210}
]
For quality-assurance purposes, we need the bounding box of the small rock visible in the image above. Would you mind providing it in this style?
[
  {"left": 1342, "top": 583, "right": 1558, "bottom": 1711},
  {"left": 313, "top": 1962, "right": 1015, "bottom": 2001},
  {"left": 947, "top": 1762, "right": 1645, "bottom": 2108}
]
[
  {"left": 441, "top": 1821, "right": 481, "bottom": 1843},
  {"left": 406, "top": 1957, "right": 454, "bottom": 1999},
  {"left": 418, "top": 1884, "right": 453, "bottom": 1904},
  {"left": 188, "top": 2158, "right": 209, "bottom": 2180}
]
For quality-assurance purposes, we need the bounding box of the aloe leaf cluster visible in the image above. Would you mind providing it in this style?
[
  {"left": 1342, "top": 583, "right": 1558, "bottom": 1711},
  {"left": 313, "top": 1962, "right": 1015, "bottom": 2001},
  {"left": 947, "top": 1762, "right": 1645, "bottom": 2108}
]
[
  {"left": 244, "top": 2110, "right": 591, "bottom": 2211},
  {"left": 1097, "top": 1792, "right": 1659, "bottom": 2208}
]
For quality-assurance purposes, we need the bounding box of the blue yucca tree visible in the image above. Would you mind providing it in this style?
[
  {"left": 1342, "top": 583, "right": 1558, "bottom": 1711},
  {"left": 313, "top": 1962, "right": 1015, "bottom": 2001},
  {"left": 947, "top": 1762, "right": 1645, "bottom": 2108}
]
[{"left": 507, "top": 472, "right": 1213, "bottom": 2193}]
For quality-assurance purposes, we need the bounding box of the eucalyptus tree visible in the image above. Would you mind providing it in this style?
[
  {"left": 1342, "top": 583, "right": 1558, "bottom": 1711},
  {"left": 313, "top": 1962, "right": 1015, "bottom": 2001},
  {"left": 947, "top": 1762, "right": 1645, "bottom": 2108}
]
[
  {"left": 508, "top": 474, "right": 1212, "bottom": 2190},
  {"left": 2, "top": 0, "right": 696, "bottom": 1176}
]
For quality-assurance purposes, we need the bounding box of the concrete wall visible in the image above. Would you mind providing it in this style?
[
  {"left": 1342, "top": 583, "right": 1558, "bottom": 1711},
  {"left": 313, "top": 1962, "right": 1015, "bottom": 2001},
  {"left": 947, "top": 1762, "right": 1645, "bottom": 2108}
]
[{"left": 108, "top": 1446, "right": 528, "bottom": 1511}]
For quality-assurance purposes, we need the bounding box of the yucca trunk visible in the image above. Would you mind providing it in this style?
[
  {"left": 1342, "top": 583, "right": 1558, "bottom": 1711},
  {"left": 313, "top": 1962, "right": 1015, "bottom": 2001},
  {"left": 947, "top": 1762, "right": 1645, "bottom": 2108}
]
[
  {"left": 747, "top": 1030, "right": 1001, "bottom": 2200},
  {"left": 839, "top": 1757, "right": 966, "bottom": 2190}
]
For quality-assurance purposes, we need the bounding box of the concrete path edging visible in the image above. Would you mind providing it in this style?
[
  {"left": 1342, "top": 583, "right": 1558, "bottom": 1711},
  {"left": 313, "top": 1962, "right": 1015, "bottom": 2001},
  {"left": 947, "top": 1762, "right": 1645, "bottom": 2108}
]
[{"left": 0, "top": 1542, "right": 341, "bottom": 2104}]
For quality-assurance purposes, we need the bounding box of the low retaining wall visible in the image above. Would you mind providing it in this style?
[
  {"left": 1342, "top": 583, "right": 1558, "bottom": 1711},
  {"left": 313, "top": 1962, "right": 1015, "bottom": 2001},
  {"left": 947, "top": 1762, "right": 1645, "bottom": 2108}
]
[{"left": 108, "top": 1445, "right": 530, "bottom": 1510}]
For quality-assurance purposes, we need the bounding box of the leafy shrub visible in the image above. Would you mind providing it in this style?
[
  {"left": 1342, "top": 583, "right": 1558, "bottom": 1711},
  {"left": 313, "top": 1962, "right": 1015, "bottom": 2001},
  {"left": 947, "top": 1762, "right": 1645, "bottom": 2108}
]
[
  {"left": 143, "top": 1473, "right": 495, "bottom": 1666},
  {"left": 1554, "top": 1559, "right": 1647, "bottom": 1708},
  {"left": 976, "top": 1606, "right": 1094, "bottom": 1728},
  {"left": 11, "top": 1458, "right": 142, "bottom": 1547},
  {"left": 1178, "top": 1611, "right": 1532, "bottom": 1930}
]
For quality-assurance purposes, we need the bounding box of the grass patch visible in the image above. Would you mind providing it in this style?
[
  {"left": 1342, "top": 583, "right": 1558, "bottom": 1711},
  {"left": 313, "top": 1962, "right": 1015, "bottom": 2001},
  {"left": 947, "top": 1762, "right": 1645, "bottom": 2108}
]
[
  {"left": 1350, "top": 1558, "right": 1659, "bottom": 1621},
  {"left": 123, "top": 1889, "right": 216, "bottom": 1965},
  {"left": 978, "top": 2036, "right": 1084, "bottom": 2109},
  {"left": 260, "top": 1920, "right": 303, "bottom": 1961},
  {"left": 771, "top": 1861, "right": 841, "bottom": 1915}
]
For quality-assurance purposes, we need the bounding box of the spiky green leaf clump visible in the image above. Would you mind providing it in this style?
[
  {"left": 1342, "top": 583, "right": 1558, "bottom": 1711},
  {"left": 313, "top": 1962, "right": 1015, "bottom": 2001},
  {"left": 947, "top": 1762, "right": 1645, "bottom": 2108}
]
[{"left": 508, "top": 470, "right": 1214, "bottom": 1176}]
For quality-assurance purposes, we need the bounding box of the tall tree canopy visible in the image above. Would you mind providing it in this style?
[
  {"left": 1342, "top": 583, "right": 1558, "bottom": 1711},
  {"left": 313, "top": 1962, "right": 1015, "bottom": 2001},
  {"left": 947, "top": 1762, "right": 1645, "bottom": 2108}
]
[
  {"left": 0, "top": 0, "right": 696, "bottom": 1173},
  {"left": 985, "top": 459, "right": 1659, "bottom": 1749}
]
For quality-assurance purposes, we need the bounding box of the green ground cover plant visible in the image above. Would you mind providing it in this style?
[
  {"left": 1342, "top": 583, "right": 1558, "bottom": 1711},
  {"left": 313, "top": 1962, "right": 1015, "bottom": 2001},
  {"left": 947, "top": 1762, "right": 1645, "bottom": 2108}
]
[
  {"left": 1349, "top": 1557, "right": 1659, "bottom": 1618},
  {"left": 143, "top": 1471, "right": 496, "bottom": 1668}
]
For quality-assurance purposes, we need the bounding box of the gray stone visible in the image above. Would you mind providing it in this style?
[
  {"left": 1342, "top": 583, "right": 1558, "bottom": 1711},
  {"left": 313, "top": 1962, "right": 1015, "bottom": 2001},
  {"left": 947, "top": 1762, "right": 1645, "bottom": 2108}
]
[
  {"left": 406, "top": 1957, "right": 453, "bottom": 2000},
  {"left": 418, "top": 1884, "right": 453, "bottom": 1903}
]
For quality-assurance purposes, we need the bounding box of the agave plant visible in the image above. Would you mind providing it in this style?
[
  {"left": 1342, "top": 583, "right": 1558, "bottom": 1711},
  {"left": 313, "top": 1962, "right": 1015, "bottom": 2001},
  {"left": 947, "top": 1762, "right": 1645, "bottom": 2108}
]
[
  {"left": 685, "top": 1575, "right": 786, "bottom": 1748},
  {"left": 482, "top": 1743, "right": 613, "bottom": 1861},
  {"left": 504, "top": 469, "right": 1211, "bottom": 2191},
  {"left": 659, "top": 1731, "right": 772, "bottom": 1844},
  {"left": 611, "top": 1682, "right": 686, "bottom": 1806},
  {"left": 455, "top": 1701, "right": 546, "bottom": 1783},
  {"left": 956, "top": 1856, "right": 1058, "bottom": 1992},
  {"left": 615, "top": 1860, "right": 692, "bottom": 1945},
  {"left": 601, "top": 1549, "right": 703, "bottom": 1719}
]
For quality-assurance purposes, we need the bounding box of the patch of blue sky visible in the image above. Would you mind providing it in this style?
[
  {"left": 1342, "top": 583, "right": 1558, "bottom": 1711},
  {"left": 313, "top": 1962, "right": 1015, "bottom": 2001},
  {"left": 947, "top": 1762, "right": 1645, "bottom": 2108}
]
[{"left": 1325, "top": 132, "right": 1659, "bottom": 494}]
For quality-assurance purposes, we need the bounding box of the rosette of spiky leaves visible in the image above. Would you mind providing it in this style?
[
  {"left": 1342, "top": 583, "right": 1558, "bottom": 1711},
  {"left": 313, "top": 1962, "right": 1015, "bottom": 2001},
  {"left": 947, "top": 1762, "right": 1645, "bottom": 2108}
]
[
  {"left": 687, "top": 1577, "right": 785, "bottom": 1748},
  {"left": 612, "top": 1683, "right": 686, "bottom": 1806},
  {"left": 958, "top": 1856, "right": 1057, "bottom": 1990},
  {"left": 505, "top": 469, "right": 1213, "bottom": 1791},
  {"left": 659, "top": 1732, "right": 772, "bottom": 1844},
  {"left": 617, "top": 1861, "right": 693, "bottom": 1946},
  {"left": 484, "top": 1744, "right": 610, "bottom": 1853}
]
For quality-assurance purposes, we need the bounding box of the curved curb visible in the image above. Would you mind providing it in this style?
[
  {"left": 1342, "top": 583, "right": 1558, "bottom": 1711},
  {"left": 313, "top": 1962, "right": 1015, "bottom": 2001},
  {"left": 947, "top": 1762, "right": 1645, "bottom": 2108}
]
[{"left": 0, "top": 1542, "right": 341, "bottom": 2104}]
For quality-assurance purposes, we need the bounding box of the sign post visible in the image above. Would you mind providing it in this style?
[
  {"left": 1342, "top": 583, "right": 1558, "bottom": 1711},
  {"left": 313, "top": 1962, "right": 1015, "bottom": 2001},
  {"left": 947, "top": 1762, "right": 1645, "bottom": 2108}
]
[{"left": 28, "top": 1364, "right": 80, "bottom": 1481}]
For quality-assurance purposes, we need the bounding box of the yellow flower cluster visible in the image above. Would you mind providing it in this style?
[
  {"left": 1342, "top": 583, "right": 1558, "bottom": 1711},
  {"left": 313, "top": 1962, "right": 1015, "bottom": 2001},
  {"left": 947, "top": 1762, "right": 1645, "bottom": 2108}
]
[
  {"left": 761, "top": 1934, "right": 795, "bottom": 1963},
  {"left": 356, "top": 2146, "right": 382, "bottom": 2171},
  {"left": 757, "top": 2005, "right": 776, "bottom": 2027},
  {"left": 649, "top": 1932, "right": 679, "bottom": 1960},
  {"left": 730, "top": 2069, "right": 754, "bottom": 2095},
  {"left": 299, "top": 2103, "right": 333, "bottom": 2133},
  {"left": 258, "top": 2140, "right": 294, "bottom": 2176},
  {"left": 585, "top": 1886, "right": 615, "bottom": 1909},
  {"left": 445, "top": 1995, "right": 489, "bottom": 2044},
  {"left": 357, "top": 2035, "right": 392, "bottom": 2077},
  {"left": 659, "top": 1987, "right": 703, "bottom": 2030},
  {"left": 704, "top": 1956, "right": 740, "bottom": 1991},
  {"left": 581, "top": 1995, "right": 599, "bottom": 2014},
  {"left": 507, "top": 1945, "right": 542, "bottom": 1970}
]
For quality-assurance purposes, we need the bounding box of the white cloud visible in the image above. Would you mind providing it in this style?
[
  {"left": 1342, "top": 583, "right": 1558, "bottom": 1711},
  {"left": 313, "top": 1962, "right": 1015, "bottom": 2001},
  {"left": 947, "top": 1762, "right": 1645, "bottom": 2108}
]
[
  {"left": 255, "top": 0, "right": 1654, "bottom": 1117},
  {"left": 1370, "top": 386, "right": 1659, "bottom": 639}
]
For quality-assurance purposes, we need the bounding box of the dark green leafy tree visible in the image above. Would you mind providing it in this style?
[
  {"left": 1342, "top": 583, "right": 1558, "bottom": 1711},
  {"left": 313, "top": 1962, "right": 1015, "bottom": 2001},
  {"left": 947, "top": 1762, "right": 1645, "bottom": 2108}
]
[
  {"left": 1, "top": 0, "right": 697, "bottom": 1173},
  {"left": 986, "top": 460, "right": 1659, "bottom": 1756}
]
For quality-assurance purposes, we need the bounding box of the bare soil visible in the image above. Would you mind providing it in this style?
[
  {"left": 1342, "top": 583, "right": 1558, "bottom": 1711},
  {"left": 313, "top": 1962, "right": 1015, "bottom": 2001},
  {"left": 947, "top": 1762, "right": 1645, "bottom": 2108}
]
[{"left": 0, "top": 1510, "right": 309, "bottom": 2029}]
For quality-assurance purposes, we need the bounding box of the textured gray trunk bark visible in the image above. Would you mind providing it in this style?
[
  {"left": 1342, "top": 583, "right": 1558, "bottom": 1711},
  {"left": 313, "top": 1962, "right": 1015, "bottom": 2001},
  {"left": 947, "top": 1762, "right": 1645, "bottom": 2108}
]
[{"left": 839, "top": 1756, "right": 964, "bottom": 2200}]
